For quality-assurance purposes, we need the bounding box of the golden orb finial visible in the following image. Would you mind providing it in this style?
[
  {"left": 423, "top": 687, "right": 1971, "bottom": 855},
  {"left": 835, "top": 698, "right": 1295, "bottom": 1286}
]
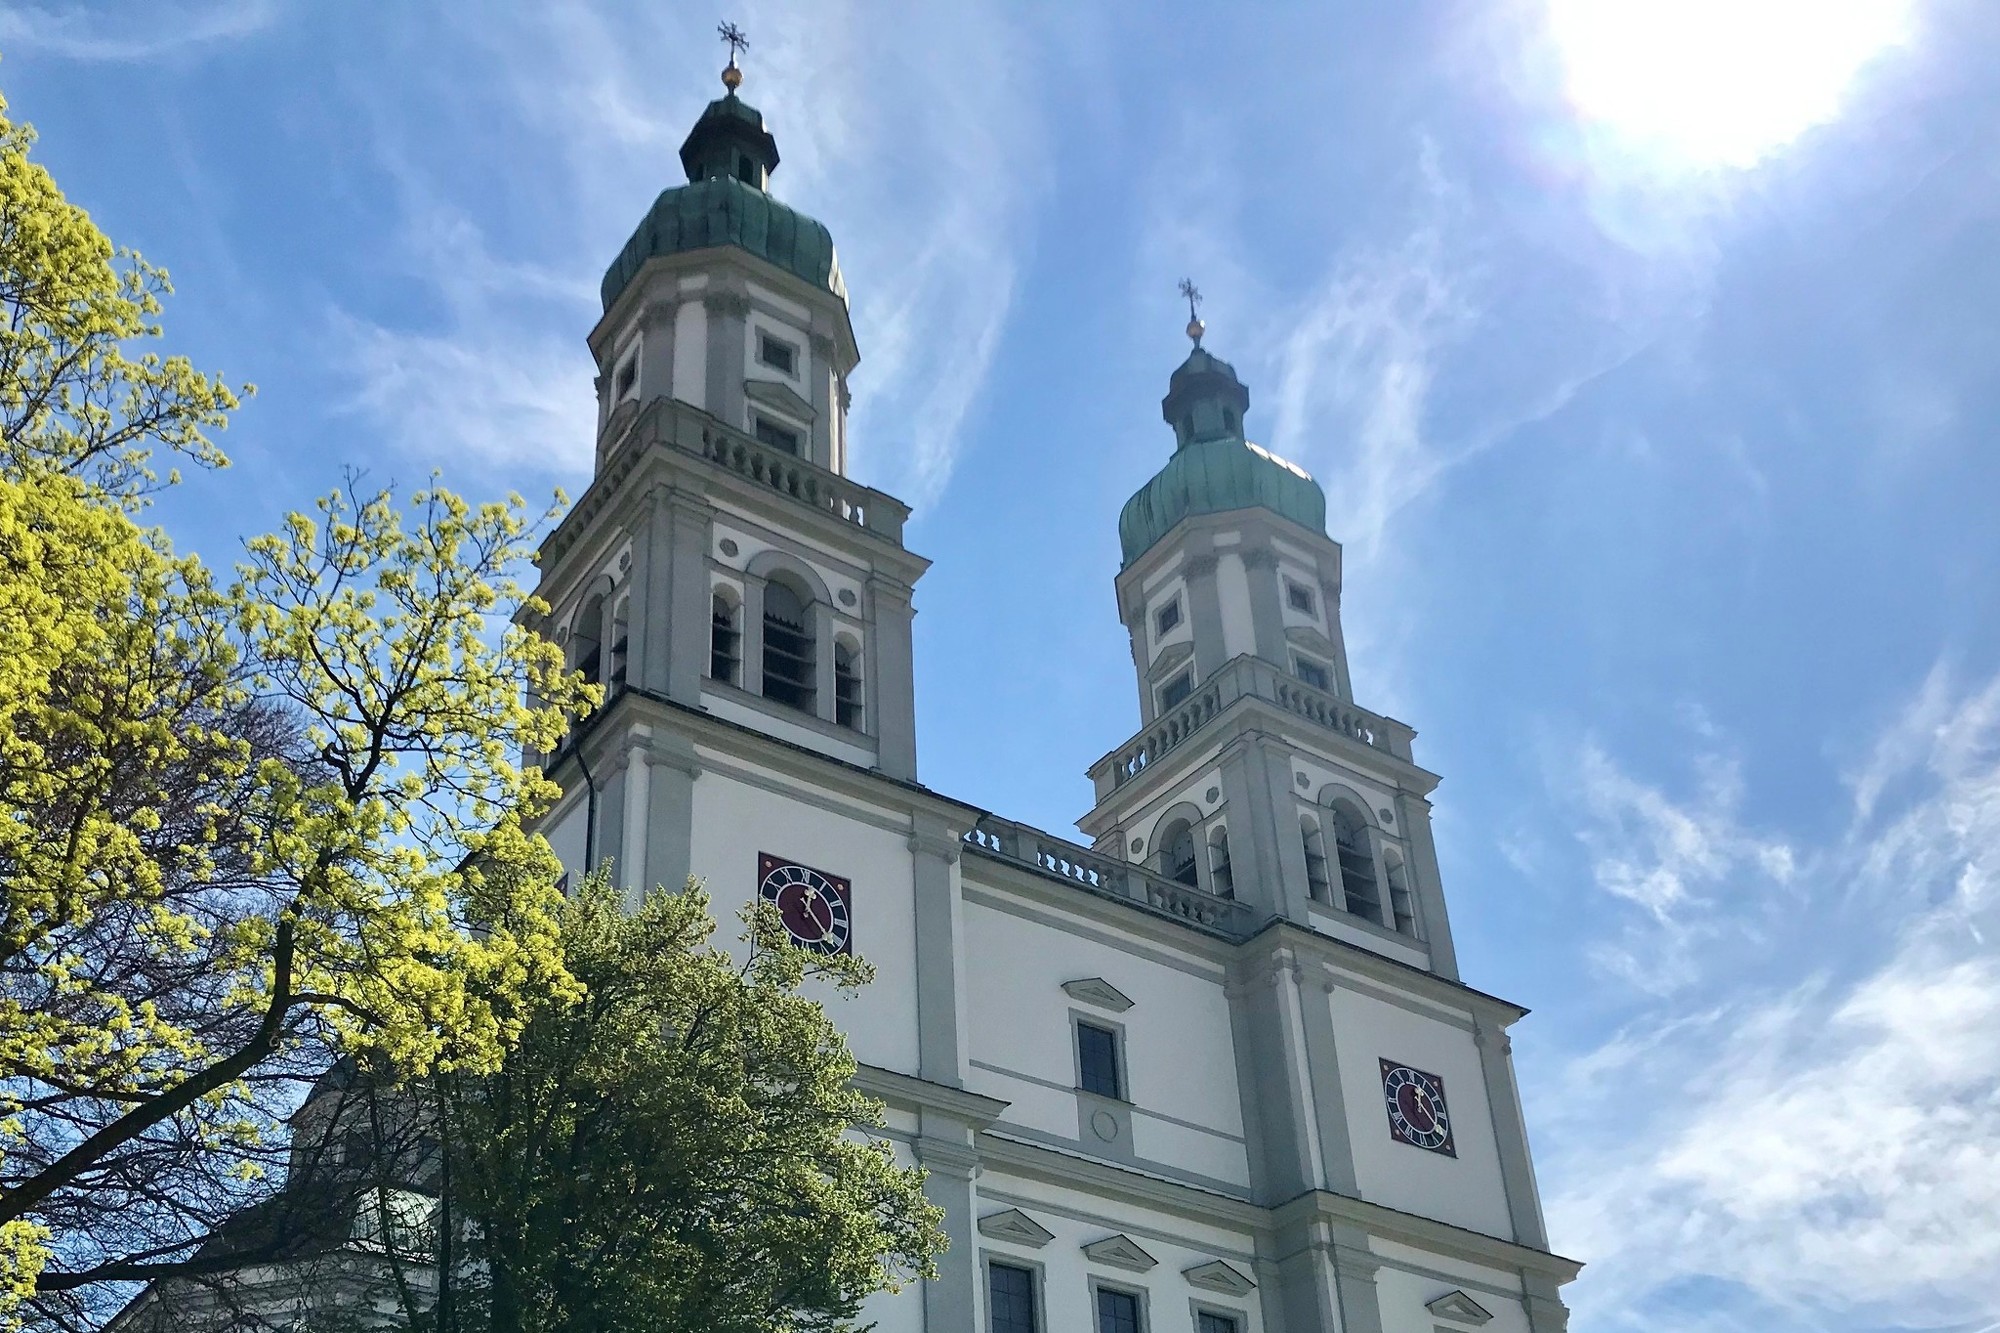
[{"left": 719, "top": 21, "right": 748, "bottom": 92}]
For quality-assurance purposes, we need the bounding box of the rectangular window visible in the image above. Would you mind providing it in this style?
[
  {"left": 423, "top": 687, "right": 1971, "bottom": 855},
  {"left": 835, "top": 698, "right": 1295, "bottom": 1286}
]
[
  {"left": 1077, "top": 1021, "right": 1122, "bottom": 1100},
  {"left": 1154, "top": 597, "right": 1182, "bottom": 636},
  {"left": 988, "top": 1262, "right": 1038, "bottom": 1333},
  {"left": 1096, "top": 1287, "right": 1142, "bottom": 1333},
  {"left": 1293, "top": 656, "right": 1331, "bottom": 691},
  {"left": 614, "top": 352, "right": 638, "bottom": 401},
  {"left": 1285, "top": 579, "right": 1316, "bottom": 614},
  {"left": 758, "top": 331, "right": 798, "bottom": 375},
  {"left": 1158, "top": 670, "right": 1194, "bottom": 711},
  {"left": 754, "top": 416, "right": 802, "bottom": 455},
  {"left": 1197, "top": 1314, "right": 1238, "bottom": 1333}
]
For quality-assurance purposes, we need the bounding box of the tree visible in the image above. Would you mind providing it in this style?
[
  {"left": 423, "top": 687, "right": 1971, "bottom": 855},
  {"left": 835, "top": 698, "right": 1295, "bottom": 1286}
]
[
  {"left": 425, "top": 876, "right": 946, "bottom": 1333},
  {"left": 0, "top": 89, "right": 596, "bottom": 1327}
]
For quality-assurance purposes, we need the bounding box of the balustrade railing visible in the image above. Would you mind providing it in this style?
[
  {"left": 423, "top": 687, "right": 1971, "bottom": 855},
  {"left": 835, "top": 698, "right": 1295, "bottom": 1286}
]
[
  {"left": 1088, "top": 656, "right": 1415, "bottom": 796},
  {"left": 546, "top": 398, "right": 908, "bottom": 569},
  {"left": 963, "top": 815, "right": 1260, "bottom": 938}
]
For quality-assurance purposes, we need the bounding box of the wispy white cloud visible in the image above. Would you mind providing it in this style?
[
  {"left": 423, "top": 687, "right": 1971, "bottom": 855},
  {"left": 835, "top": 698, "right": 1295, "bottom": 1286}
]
[
  {"left": 0, "top": 0, "right": 277, "bottom": 62},
  {"left": 1545, "top": 667, "right": 2000, "bottom": 1331}
]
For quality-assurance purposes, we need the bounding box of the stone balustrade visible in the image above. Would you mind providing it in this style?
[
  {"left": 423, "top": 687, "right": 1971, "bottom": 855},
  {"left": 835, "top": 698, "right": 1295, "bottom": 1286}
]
[
  {"left": 1087, "top": 655, "right": 1415, "bottom": 798},
  {"left": 963, "top": 814, "right": 1261, "bottom": 939},
  {"left": 546, "top": 397, "right": 909, "bottom": 570}
]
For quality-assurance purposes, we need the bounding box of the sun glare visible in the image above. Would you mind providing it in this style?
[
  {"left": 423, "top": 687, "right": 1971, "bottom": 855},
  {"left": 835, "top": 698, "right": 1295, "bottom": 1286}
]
[{"left": 1547, "top": 0, "right": 1913, "bottom": 169}]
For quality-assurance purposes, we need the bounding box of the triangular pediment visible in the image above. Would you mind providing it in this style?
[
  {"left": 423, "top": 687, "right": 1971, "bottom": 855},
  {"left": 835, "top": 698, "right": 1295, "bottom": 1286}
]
[
  {"left": 1426, "top": 1290, "right": 1494, "bottom": 1325},
  {"left": 1182, "top": 1259, "right": 1255, "bottom": 1295},
  {"left": 1149, "top": 639, "right": 1194, "bottom": 676},
  {"left": 744, "top": 376, "right": 817, "bottom": 422},
  {"left": 976, "top": 1208, "right": 1054, "bottom": 1248},
  {"left": 1062, "top": 977, "right": 1135, "bottom": 1013},
  {"left": 1081, "top": 1233, "right": 1157, "bottom": 1272}
]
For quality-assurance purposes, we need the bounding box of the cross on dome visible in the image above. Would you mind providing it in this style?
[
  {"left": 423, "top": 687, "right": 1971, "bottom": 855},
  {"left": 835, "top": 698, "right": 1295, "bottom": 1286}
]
[
  {"left": 1179, "top": 277, "right": 1205, "bottom": 345},
  {"left": 719, "top": 20, "right": 748, "bottom": 91}
]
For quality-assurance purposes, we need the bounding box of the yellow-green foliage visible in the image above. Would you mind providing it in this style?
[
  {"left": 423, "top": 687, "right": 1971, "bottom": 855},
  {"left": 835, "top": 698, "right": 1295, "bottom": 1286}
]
[{"left": 0, "top": 91, "right": 592, "bottom": 1322}]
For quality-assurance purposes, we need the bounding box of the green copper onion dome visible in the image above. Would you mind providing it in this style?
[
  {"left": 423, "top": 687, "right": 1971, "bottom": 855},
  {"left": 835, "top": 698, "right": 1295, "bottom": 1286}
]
[
  {"left": 599, "top": 84, "right": 845, "bottom": 311},
  {"left": 1118, "top": 342, "right": 1326, "bottom": 566}
]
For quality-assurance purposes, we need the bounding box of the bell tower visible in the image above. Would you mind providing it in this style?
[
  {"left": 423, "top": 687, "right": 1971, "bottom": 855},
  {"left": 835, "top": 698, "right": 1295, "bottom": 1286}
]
[
  {"left": 1080, "top": 300, "right": 1463, "bottom": 979},
  {"left": 528, "top": 43, "right": 928, "bottom": 897}
]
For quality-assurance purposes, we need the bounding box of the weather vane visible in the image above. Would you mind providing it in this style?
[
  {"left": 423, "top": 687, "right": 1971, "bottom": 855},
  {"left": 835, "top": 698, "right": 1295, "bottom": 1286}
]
[
  {"left": 719, "top": 21, "right": 748, "bottom": 91},
  {"left": 1179, "top": 278, "right": 1205, "bottom": 345}
]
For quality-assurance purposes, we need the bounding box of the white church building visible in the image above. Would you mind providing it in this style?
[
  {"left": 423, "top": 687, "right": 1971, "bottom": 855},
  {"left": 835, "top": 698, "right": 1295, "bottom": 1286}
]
[{"left": 525, "top": 57, "right": 1581, "bottom": 1333}]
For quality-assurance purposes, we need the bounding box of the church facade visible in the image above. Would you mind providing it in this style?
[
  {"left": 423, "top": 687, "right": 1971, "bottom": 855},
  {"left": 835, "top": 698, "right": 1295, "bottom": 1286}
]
[{"left": 523, "top": 61, "right": 1579, "bottom": 1333}]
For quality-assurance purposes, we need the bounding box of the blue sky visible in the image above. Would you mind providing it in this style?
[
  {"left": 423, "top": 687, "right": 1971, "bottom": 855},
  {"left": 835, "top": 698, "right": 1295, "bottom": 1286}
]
[{"left": 9, "top": 2, "right": 2000, "bottom": 1329}]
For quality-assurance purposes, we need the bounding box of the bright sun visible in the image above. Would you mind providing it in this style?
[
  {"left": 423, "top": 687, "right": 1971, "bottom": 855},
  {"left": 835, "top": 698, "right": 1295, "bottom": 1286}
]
[{"left": 1547, "top": 0, "right": 1914, "bottom": 169}]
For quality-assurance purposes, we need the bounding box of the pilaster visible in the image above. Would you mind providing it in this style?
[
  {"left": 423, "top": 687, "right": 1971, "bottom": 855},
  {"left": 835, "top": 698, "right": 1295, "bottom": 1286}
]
[
  {"left": 1183, "top": 551, "right": 1230, "bottom": 680},
  {"left": 1330, "top": 1237, "right": 1386, "bottom": 1333},
  {"left": 1243, "top": 547, "right": 1289, "bottom": 665},
  {"left": 914, "top": 1122, "right": 980, "bottom": 1333},
  {"left": 868, "top": 574, "right": 918, "bottom": 781},
  {"left": 909, "top": 818, "right": 963, "bottom": 1087},
  {"left": 704, "top": 287, "right": 750, "bottom": 427},
  {"left": 1475, "top": 1017, "right": 1548, "bottom": 1249},
  {"left": 1395, "top": 790, "right": 1458, "bottom": 979}
]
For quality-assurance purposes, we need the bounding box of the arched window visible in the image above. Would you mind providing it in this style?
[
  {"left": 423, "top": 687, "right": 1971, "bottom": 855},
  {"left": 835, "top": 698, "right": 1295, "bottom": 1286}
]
[
  {"left": 761, "top": 578, "right": 816, "bottom": 713},
  {"left": 1156, "top": 817, "right": 1198, "bottom": 888},
  {"left": 833, "top": 640, "right": 862, "bottom": 730},
  {"left": 608, "top": 596, "right": 630, "bottom": 689},
  {"left": 573, "top": 592, "right": 605, "bottom": 686},
  {"left": 1301, "top": 817, "right": 1331, "bottom": 903},
  {"left": 709, "top": 591, "right": 740, "bottom": 685},
  {"left": 1207, "top": 828, "right": 1234, "bottom": 899},
  {"left": 1330, "top": 802, "right": 1384, "bottom": 925}
]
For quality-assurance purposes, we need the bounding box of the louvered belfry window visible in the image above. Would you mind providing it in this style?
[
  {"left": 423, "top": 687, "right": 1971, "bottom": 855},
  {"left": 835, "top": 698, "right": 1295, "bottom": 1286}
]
[{"left": 761, "top": 580, "right": 816, "bottom": 713}]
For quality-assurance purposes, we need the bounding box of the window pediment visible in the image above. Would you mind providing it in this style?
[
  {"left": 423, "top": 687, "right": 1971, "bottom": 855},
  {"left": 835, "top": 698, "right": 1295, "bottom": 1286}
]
[
  {"left": 1080, "top": 1233, "right": 1157, "bottom": 1272},
  {"left": 1061, "top": 977, "right": 1134, "bottom": 1013},
  {"left": 977, "top": 1207, "right": 1054, "bottom": 1248},
  {"left": 1183, "top": 1259, "right": 1255, "bottom": 1295},
  {"left": 1426, "top": 1290, "right": 1494, "bottom": 1325},
  {"left": 744, "top": 376, "right": 816, "bottom": 423}
]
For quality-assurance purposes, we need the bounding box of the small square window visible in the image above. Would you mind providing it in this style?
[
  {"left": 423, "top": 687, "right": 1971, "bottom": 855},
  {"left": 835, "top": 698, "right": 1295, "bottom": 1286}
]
[
  {"left": 614, "top": 353, "right": 638, "bottom": 401},
  {"left": 1096, "top": 1287, "right": 1142, "bottom": 1333},
  {"left": 1154, "top": 598, "right": 1182, "bottom": 637},
  {"left": 1294, "top": 656, "right": 1330, "bottom": 692},
  {"left": 754, "top": 416, "right": 802, "bottom": 455},
  {"left": 1158, "top": 670, "right": 1194, "bottom": 711},
  {"left": 758, "top": 332, "right": 798, "bottom": 376},
  {"left": 1077, "top": 1022, "right": 1122, "bottom": 1100},
  {"left": 989, "top": 1262, "right": 1038, "bottom": 1333},
  {"left": 1285, "top": 580, "right": 1316, "bottom": 614},
  {"left": 1197, "top": 1314, "right": 1238, "bottom": 1333}
]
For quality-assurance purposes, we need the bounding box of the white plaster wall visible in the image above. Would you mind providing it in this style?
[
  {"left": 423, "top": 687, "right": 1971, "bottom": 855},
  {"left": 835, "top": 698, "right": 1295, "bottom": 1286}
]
[
  {"left": 1327, "top": 986, "right": 1513, "bottom": 1238},
  {"left": 698, "top": 689, "right": 878, "bottom": 767},
  {"left": 1372, "top": 1259, "right": 1530, "bottom": 1333},
  {"left": 543, "top": 795, "right": 589, "bottom": 881},
  {"left": 959, "top": 895, "right": 1247, "bottom": 1185},
  {"left": 1216, "top": 553, "right": 1257, "bottom": 660},
  {"left": 972, "top": 1170, "right": 1263, "bottom": 1333},
  {"left": 671, "top": 298, "right": 706, "bottom": 408},
  {"left": 1304, "top": 906, "right": 1431, "bottom": 968},
  {"left": 686, "top": 763, "right": 919, "bottom": 1075}
]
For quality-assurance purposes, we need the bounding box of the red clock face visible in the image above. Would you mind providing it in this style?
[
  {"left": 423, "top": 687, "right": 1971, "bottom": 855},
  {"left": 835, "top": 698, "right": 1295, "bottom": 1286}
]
[
  {"left": 1380, "top": 1059, "right": 1455, "bottom": 1155},
  {"left": 756, "top": 853, "right": 852, "bottom": 955}
]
